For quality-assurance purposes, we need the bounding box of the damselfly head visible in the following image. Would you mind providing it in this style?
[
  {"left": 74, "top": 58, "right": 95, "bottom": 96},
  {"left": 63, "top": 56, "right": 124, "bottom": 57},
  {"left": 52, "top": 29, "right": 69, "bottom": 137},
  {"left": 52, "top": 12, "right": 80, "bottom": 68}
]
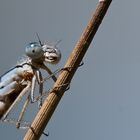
[{"left": 25, "top": 42, "right": 44, "bottom": 60}]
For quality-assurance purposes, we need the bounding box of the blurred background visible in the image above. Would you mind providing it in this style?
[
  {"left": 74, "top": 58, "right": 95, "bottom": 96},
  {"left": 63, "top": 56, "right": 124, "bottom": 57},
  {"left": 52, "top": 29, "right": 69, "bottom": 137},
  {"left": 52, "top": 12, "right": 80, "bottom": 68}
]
[{"left": 0, "top": 0, "right": 140, "bottom": 140}]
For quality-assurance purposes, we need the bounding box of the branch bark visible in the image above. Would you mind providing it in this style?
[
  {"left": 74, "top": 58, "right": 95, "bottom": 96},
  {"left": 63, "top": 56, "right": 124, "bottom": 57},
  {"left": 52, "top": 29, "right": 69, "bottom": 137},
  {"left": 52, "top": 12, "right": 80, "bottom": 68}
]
[{"left": 24, "top": 0, "right": 112, "bottom": 139}]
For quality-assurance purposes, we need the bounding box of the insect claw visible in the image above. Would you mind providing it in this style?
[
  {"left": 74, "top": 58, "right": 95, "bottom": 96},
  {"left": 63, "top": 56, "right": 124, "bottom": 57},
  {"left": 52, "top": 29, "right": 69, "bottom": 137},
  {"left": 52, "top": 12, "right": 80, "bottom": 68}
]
[
  {"left": 43, "top": 131, "right": 49, "bottom": 137},
  {"left": 79, "top": 60, "right": 84, "bottom": 67},
  {"left": 16, "top": 122, "right": 20, "bottom": 129}
]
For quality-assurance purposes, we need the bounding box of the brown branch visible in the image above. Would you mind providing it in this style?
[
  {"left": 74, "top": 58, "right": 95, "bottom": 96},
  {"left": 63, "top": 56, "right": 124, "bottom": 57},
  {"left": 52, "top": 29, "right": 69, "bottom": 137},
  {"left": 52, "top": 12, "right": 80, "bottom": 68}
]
[{"left": 23, "top": 0, "right": 112, "bottom": 139}]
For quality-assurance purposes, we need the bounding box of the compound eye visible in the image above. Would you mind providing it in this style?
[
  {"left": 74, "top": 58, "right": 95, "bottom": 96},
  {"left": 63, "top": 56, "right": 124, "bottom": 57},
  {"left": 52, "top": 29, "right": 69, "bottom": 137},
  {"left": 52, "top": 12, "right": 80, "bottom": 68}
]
[{"left": 25, "top": 42, "right": 44, "bottom": 59}]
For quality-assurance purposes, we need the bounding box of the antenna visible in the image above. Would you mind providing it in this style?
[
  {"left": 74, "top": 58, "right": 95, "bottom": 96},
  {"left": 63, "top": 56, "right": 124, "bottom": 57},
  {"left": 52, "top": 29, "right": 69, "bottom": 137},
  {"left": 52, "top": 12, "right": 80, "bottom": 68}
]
[{"left": 35, "top": 32, "right": 43, "bottom": 46}]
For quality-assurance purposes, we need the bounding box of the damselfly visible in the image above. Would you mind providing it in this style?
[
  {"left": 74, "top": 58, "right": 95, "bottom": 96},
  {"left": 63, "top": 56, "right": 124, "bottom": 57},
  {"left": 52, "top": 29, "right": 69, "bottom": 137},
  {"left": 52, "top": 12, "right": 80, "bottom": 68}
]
[{"left": 0, "top": 38, "right": 61, "bottom": 128}]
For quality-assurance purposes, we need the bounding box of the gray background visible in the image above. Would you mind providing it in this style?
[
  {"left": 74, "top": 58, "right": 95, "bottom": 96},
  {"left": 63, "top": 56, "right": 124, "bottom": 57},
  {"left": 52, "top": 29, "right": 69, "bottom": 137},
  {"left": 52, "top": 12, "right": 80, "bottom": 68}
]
[{"left": 0, "top": 0, "right": 140, "bottom": 140}]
